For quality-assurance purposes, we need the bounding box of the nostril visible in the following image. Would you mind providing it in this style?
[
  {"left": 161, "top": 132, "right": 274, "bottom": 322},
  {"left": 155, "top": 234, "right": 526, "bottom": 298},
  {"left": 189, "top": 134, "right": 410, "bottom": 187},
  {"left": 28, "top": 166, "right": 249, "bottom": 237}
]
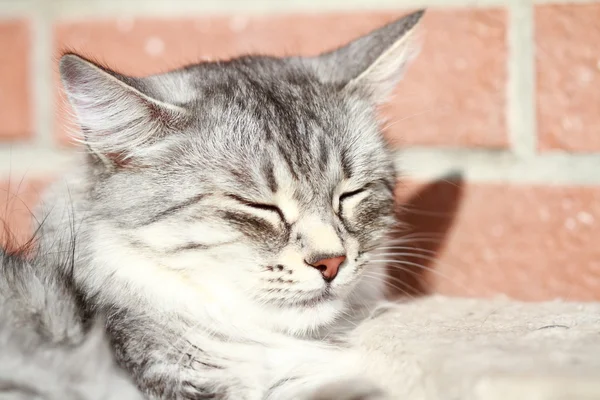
[{"left": 314, "top": 264, "right": 327, "bottom": 273}]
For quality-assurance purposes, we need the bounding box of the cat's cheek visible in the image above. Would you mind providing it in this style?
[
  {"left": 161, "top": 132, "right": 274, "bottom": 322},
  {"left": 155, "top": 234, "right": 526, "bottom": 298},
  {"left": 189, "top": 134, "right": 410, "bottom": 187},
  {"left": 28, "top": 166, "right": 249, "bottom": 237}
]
[{"left": 351, "top": 204, "right": 395, "bottom": 247}]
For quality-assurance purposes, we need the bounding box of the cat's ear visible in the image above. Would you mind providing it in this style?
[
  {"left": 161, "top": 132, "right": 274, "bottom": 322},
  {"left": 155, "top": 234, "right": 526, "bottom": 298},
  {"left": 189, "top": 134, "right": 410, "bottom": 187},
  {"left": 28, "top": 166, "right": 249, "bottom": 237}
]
[
  {"left": 310, "top": 9, "right": 425, "bottom": 103},
  {"left": 59, "top": 54, "right": 188, "bottom": 165}
]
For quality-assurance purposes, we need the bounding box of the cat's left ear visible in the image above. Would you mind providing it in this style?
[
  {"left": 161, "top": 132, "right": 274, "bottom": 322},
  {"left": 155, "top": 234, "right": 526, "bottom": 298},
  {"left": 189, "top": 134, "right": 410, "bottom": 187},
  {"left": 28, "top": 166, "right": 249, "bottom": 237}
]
[{"left": 309, "top": 9, "right": 425, "bottom": 104}]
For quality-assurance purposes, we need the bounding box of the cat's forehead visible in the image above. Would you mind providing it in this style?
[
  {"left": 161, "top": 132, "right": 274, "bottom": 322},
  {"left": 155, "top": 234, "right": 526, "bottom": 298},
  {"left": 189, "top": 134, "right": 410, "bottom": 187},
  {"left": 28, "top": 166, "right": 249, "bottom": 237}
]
[
  {"left": 195, "top": 67, "right": 378, "bottom": 156},
  {"left": 162, "top": 60, "right": 392, "bottom": 199},
  {"left": 178, "top": 111, "right": 389, "bottom": 205},
  {"left": 159, "top": 58, "right": 376, "bottom": 154}
]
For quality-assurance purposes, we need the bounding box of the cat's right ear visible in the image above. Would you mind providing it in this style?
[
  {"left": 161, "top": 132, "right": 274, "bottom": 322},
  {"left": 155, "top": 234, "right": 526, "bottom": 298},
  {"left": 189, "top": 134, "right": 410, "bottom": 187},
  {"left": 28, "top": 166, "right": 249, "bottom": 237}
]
[
  {"left": 59, "top": 54, "right": 189, "bottom": 167},
  {"left": 308, "top": 10, "right": 425, "bottom": 104}
]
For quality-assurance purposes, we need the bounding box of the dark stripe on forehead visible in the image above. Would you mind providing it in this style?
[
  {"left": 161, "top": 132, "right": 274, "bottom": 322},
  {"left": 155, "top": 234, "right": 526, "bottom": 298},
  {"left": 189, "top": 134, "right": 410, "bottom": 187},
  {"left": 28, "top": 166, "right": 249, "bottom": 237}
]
[
  {"left": 230, "top": 166, "right": 256, "bottom": 188},
  {"left": 275, "top": 141, "right": 300, "bottom": 181},
  {"left": 262, "top": 158, "right": 278, "bottom": 193},
  {"left": 237, "top": 71, "right": 337, "bottom": 183},
  {"left": 340, "top": 148, "right": 353, "bottom": 179},
  {"left": 319, "top": 136, "right": 330, "bottom": 172},
  {"left": 261, "top": 87, "right": 313, "bottom": 173}
]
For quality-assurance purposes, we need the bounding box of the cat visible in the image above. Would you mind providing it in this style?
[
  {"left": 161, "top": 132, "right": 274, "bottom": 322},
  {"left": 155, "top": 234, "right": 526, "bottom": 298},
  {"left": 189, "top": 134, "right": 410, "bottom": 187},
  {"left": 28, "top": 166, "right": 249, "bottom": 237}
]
[
  {"left": 0, "top": 234, "right": 144, "bottom": 399},
  {"left": 35, "top": 9, "right": 425, "bottom": 399}
]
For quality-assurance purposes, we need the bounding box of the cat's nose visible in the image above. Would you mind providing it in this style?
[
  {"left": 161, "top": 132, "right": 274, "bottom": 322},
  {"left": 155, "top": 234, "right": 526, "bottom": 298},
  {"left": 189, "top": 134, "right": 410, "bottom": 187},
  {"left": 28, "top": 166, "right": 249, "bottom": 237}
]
[{"left": 307, "top": 255, "right": 346, "bottom": 282}]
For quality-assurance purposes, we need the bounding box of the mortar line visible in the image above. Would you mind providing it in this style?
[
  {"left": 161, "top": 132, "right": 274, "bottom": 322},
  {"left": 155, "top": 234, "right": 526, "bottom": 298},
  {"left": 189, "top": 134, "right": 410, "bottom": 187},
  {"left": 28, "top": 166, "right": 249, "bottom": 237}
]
[
  {"left": 29, "top": 0, "right": 57, "bottom": 149},
  {"left": 1, "top": 0, "right": 591, "bottom": 20},
  {"left": 507, "top": 0, "right": 537, "bottom": 158},
  {"left": 0, "top": 0, "right": 591, "bottom": 20},
  {"left": 41, "top": 0, "right": 505, "bottom": 20},
  {"left": 395, "top": 148, "right": 600, "bottom": 185},
  {"left": 2, "top": 146, "right": 600, "bottom": 185},
  {"left": 534, "top": 0, "right": 600, "bottom": 4},
  {"left": 0, "top": 0, "right": 38, "bottom": 17}
]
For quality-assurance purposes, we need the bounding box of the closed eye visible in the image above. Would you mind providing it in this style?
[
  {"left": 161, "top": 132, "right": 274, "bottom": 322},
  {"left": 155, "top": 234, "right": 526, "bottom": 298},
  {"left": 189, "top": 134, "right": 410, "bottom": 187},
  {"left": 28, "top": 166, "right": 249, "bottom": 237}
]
[
  {"left": 227, "top": 194, "right": 286, "bottom": 222},
  {"left": 339, "top": 188, "right": 366, "bottom": 203}
]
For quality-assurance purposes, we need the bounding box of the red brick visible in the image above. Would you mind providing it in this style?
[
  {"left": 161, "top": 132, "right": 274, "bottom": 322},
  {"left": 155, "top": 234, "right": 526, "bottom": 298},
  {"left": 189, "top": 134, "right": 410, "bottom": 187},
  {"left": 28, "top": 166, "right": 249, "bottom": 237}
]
[
  {"left": 536, "top": 4, "right": 600, "bottom": 152},
  {"left": 383, "top": 9, "right": 507, "bottom": 148},
  {"left": 0, "top": 20, "right": 32, "bottom": 141},
  {"left": 0, "top": 178, "right": 51, "bottom": 251},
  {"left": 54, "top": 9, "right": 507, "bottom": 148},
  {"left": 393, "top": 180, "right": 600, "bottom": 302}
]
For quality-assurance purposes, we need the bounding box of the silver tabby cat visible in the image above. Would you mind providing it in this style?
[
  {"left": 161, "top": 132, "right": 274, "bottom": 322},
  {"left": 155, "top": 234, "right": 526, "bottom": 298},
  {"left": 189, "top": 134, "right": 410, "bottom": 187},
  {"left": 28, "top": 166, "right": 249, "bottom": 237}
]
[{"left": 31, "top": 9, "right": 425, "bottom": 400}]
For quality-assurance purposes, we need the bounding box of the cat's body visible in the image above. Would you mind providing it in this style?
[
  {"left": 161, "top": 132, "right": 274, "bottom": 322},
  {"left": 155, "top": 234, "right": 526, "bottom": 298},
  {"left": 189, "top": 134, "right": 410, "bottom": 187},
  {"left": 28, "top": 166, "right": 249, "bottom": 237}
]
[
  {"left": 0, "top": 245, "right": 144, "bottom": 400},
  {"left": 29, "top": 10, "right": 425, "bottom": 399}
]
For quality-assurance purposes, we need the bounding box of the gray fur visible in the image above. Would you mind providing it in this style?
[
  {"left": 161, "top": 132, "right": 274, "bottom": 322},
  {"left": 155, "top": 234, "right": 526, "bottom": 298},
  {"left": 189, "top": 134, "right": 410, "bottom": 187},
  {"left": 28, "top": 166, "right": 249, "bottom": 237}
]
[
  {"left": 0, "top": 244, "right": 144, "bottom": 400},
  {"left": 34, "top": 10, "right": 425, "bottom": 400}
]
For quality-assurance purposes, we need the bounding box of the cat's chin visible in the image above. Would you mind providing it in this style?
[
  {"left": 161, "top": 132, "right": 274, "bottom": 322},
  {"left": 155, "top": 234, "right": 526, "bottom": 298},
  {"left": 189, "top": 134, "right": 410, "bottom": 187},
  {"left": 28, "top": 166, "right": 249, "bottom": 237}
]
[
  {"left": 256, "top": 296, "right": 346, "bottom": 335},
  {"left": 286, "top": 293, "right": 335, "bottom": 308},
  {"left": 261, "top": 266, "right": 389, "bottom": 335},
  {"left": 264, "top": 288, "right": 335, "bottom": 309}
]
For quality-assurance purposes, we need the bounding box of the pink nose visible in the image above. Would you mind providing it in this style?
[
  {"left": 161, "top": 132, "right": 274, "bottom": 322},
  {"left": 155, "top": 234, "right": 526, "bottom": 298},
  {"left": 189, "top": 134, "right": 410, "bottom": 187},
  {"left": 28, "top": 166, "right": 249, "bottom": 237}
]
[{"left": 308, "top": 255, "right": 346, "bottom": 282}]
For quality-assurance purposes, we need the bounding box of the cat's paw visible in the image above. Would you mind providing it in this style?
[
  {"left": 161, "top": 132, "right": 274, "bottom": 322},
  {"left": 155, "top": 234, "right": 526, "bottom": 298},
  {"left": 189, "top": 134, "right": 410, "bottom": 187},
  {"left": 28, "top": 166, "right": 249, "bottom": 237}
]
[{"left": 308, "top": 379, "right": 388, "bottom": 400}]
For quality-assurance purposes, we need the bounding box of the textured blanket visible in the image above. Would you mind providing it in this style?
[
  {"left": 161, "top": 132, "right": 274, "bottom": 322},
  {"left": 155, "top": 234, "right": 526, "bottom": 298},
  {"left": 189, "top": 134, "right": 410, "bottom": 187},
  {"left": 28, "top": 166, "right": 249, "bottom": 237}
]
[{"left": 353, "top": 296, "right": 600, "bottom": 400}]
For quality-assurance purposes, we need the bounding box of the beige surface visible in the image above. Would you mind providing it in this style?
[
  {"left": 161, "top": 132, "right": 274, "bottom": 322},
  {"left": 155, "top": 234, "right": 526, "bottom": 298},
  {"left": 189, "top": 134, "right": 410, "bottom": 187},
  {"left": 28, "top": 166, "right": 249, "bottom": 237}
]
[{"left": 354, "top": 296, "right": 600, "bottom": 400}]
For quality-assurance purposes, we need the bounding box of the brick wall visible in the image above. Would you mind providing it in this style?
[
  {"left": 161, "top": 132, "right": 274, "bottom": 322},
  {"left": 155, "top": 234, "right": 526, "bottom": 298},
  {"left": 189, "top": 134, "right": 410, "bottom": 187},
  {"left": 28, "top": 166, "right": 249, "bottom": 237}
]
[{"left": 1, "top": 0, "right": 599, "bottom": 301}]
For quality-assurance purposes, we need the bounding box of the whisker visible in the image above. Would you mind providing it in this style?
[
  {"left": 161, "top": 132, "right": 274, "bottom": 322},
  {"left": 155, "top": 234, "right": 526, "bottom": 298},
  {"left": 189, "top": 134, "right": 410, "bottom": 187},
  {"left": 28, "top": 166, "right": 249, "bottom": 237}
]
[
  {"left": 374, "top": 252, "right": 445, "bottom": 265},
  {"left": 363, "top": 271, "right": 423, "bottom": 298},
  {"left": 369, "top": 261, "right": 425, "bottom": 282},
  {"left": 384, "top": 233, "right": 449, "bottom": 241},
  {"left": 375, "top": 246, "right": 439, "bottom": 255},
  {"left": 370, "top": 259, "right": 471, "bottom": 294},
  {"left": 374, "top": 251, "right": 470, "bottom": 285},
  {"left": 383, "top": 237, "right": 449, "bottom": 246},
  {"left": 396, "top": 205, "right": 460, "bottom": 218}
]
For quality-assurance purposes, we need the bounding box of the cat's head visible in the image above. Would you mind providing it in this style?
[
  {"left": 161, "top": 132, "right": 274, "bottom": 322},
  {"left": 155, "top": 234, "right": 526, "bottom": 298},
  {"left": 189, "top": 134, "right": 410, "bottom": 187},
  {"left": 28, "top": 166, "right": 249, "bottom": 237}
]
[{"left": 59, "top": 10, "right": 424, "bottom": 331}]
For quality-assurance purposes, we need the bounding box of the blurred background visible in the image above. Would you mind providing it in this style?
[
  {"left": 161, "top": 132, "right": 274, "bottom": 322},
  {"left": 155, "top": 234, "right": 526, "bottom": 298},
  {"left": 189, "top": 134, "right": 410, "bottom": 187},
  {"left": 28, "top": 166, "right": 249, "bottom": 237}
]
[{"left": 0, "top": 0, "right": 599, "bottom": 301}]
